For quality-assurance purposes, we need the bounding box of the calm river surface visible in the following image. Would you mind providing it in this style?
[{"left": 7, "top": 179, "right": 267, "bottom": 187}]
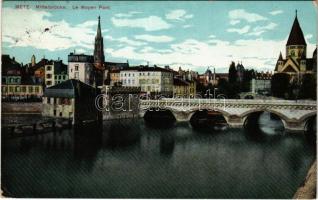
[{"left": 2, "top": 114, "right": 316, "bottom": 198}]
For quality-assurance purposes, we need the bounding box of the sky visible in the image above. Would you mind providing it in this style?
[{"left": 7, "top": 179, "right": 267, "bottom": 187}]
[{"left": 2, "top": 1, "right": 317, "bottom": 73}]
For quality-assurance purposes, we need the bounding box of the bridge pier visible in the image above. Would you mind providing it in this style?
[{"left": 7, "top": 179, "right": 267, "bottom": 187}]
[
  {"left": 225, "top": 115, "right": 244, "bottom": 129},
  {"left": 283, "top": 120, "right": 306, "bottom": 133}
]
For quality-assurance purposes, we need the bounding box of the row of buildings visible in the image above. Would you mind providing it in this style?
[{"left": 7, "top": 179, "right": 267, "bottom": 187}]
[{"left": 2, "top": 11, "right": 317, "bottom": 122}]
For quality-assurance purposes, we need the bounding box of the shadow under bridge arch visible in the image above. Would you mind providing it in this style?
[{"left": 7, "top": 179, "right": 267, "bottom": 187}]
[
  {"left": 242, "top": 109, "right": 286, "bottom": 136},
  {"left": 189, "top": 109, "right": 229, "bottom": 131},
  {"left": 143, "top": 107, "right": 177, "bottom": 127}
]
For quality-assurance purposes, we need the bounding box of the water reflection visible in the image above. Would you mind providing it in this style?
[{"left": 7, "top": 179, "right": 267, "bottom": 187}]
[
  {"left": 160, "top": 133, "right": 175, "bottom": 155},
  {"left": 244, "top": 111, "right": 285, "bottom": 142},
  {"left": 1, "top": 118, "right": 316, "bottom": 198}
]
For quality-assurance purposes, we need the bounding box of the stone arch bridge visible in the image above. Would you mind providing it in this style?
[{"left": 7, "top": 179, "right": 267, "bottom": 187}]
[{"left": 139, "top": 99, "right": 316, "bottom": 132}]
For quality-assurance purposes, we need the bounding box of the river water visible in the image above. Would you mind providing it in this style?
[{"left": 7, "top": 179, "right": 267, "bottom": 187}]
[{"left": 1, "top": 113, "right": 316, "bottom": 198}]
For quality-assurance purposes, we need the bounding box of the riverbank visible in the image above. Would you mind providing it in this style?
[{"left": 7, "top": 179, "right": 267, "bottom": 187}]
[
  {"left": 293, "top": 160, "right": 317, "bottom": 199},
  {"left": 2, "top": 102, "right": 42, "bottom": 114}
]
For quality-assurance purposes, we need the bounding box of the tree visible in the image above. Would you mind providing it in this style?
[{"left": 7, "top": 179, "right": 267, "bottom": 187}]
[
  {"left": 300, "top": 74, "right": 316, "bottom": 100},
  {"left": 228, "top": 61, "right": 237, "bottom": 84},
  {"left": 271, "top": 73, "right": 290, "bottom": 98},
  {"left": 242, "top": 69, "right": 254, "bottom": 92}
]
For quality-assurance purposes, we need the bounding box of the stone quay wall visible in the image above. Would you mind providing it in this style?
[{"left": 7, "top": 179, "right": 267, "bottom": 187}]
[{"left": 2, "top": 102, "right": 42, "bottom": 113}]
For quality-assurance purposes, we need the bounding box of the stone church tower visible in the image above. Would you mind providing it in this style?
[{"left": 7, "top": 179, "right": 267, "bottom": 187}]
[
  {"left": 31, "top": 55, "right": 36, "bottom": 67},
  {"left": 94, "top": 16, "right": 105, "bottom": 69},
  {"left": 274, "top": 10, "right": 316, "bottom": 78},
  {"left": 93, "top": 16, "right": 106, "bottom": 86},
  {"left": 285, "top": 10, "right": 306, "bottom": 61}
]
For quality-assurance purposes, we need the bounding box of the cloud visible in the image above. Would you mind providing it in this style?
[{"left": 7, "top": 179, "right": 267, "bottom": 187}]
[
  {"left": 134, "top": 34, "right": 174, "bottom": 43},
  {"left": 248, "top": 22, "right": 278, "bottom": 36},
  {"left": 111, "top": 16, "right": 171, "bottom": 31},
  {"left": 2, "top": 8, "right": 97, "bottom": 51},
  {"left": 76, "top": 48, "right": 88, "bottom": 54},
  {"left": 107, "top": 37, "right": 318, "bottom": 73},
  {"left": 114, "top": 11, "right": 141, "bottom": 18},
  {"left": 230, "top": 20, "right": 240, "bottom": 25},
  {"left": 227, "top": 25, "right": 250, "bottom": 34},
  {"left": 104, "top": 35, "right": 147, "bottom": 46},
  {"left": 165, "top": 9, "right": 193, "bottom": 21},
  {"left": 305, "top": 34, "right": 313, "bottom": 39},
  {"left": 183, "top": 24, "right": 192, "bottom": 28},
  {"left": 269, "top": 10, "right": 283, "bottom": 15},
  {"left": 229, "top": 9, "right": 267, "bottom": 23},
  {"left": 208, "top": 34, "right": 216, "bottom": 38}
]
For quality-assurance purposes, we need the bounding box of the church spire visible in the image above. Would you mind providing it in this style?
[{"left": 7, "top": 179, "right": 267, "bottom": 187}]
[
  {"left": 94, "top": 15, "right": 105, "bottom": 69},
  {"left": 278, "top": 51, "right": 283, "bottom": 60},
  {"left": 286, "top": 10, "right": 306, "bottom": 46},
  {"left": 96, "top": 15, "right": 102, "bottom": 38}
]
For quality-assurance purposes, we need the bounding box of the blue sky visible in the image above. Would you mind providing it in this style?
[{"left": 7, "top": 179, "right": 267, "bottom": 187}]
[{"left": 2, "top": 1, "right": 317, "bottom": 73}]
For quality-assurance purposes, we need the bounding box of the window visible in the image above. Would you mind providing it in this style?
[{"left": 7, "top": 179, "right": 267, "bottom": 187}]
[
  {"left": 75, "top": 72, "right": 79, "bottom": 79},
  {"left": 54, "top": 75, "right": 57, "bottom": 79},
  {"left": 75, "top": 65, "right": 79, "bottom": 71},
  {"left": 47, "top": 66, "right": 52, "bottom": 71},
  {"left": 28, "top": 86, "right": 33, "bottom": 93},
  {"left": 9, "top": 87, "right": 13, "bottom": 92},
  {"left": 21, "top": 87, "right": 26, "bottom": 92},
  {"left": 47, "top": 97, "right": 50, "bottom": 104},
  {"left": 35, "top": 87, "right": 39, "bottom": 93},
  {"left": 46, "top": 81, "right": 52, "bottom": 86},
  {"left": 46, "top": 74, "right": 52, "bottom": 78},
  {"left": 53, "top": 110, "right": 56, "bottom": 116},
  {"left": 59, "top": 112, "right": 62, "bottom": 117},
  {"left": 15, "top": 86, "right": 20, "bottom": 92},
  {"left": 54, "top": 98, "right": 57, "bottom": 104}
]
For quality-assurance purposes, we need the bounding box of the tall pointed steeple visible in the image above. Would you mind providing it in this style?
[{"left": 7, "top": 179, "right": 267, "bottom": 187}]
[
  {"left": 94, "top": 15, "right": 105, "bottom": 69},
  {"left": 97, "top": 16, "right": 102, "bottom": 38},
  {"left": 286, "top": 10, "right": 306, "bottom": 46},
  {"left": 278, "top": 52, "right": 283, "bottom": 61}
]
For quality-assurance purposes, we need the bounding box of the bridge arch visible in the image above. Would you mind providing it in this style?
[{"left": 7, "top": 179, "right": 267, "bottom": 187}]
[
  {"left": 143, "top": 107, "right": 177, "bottom": 123},
  {"left": 241, "top": 109, "right": 287, "bottom": 131},
  {"left": 187, "top": 108, "right": 231, "bottom": 123},
  {"left": 302, "top": 113, "right": 316, "bottom": 133},
  {"left": 188, "top": 109, "right": 229, "bottom": 129}
]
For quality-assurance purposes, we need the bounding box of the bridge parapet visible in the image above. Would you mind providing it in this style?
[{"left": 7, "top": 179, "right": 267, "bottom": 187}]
[{"left": 139, "top": 98, "right": 316, "bottom": 132}]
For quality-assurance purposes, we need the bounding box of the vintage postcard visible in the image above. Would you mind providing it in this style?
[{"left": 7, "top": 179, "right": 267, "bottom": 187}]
[{"left": 1, "top": 0, "right": 317, "bottom": 198}]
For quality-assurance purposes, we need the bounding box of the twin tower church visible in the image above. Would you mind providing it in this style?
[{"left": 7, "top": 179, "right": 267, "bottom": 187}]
[{"left": 274, "top": 11, "right": 317, "bottom": 78}]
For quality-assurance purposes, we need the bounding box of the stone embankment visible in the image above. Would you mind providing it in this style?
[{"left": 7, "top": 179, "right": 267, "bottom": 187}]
[
  {"left": 2, "top": 102, "right": 42, "bottom": 113},
  {"left": 293, "top": 160, "right": 316, "bottom": 199}
]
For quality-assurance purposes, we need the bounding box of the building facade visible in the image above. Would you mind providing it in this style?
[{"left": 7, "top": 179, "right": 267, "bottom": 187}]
[
  {"left": 68, "top": 53, "right": 95, "bottom": 86},
  {"left": 2, "top": 84, "right": 43, "bottom": 101},
  {"left": 120, "top": 66, "right": 174, "bottom": 97},
  {"left": 45, "top": 60, "right": 68, "bottom": 87},
  {"left": 250, "top": 72, "right": 272, "bottom": 95},
  {"left": 42, "top": 79, "right": 101, "bottom": 124}
]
